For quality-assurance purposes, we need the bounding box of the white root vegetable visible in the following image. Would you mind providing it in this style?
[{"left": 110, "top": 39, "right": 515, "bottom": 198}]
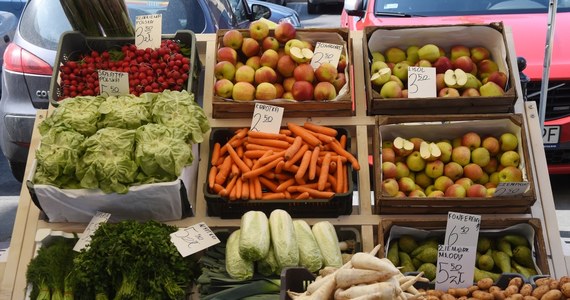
[
  {"left": 395, "top": 273, "right": 423, "bottom": 296},
  {"left": 400, "top": 272, "right": 424, "bottom": 292},
  {"left": 336, "top": 281, "right": 400, "bottom": 300},
  {"left": 309, "top": 274, "right": 337, "bottom": 300},
  {"left": 319, "top": 266, "right": 338, "bottom": 277},
  {"left": 335, "top": 268, "right": 398, "bottom": 289},
  {"left": 350, "top": 252, "right": 400, "bottom": 275}
]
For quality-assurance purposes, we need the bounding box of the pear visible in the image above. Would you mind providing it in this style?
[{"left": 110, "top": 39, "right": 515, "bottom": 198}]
[
  {"left": 477, "top": 236, "right": 492, "bottom": 253},
  {"left": 415, "top": 247, "right": 438, "bottom": 264},
  {"left": 503, "top": 234, "right": 529, "bottom": 247},
  {"left": 398, "top": 235, "right": 418, "bottom": 254},
  {"left": 418, "top": 263, "right": 437, "bottom": 281},
  {"left": 478, "top": 250, "right": 495, "bottom": 271},
  {"left": 511, "top": 260, "right": 538, "bottom": 278},
  {"left": 411, "top": 239, "right": 439, "bottom": 257},
  {"left": 398, "top": 251, "right": 415, "bottom": 273},
  {"left": 412, "top": 257, "right": 423, "bottom": 269},
  {"left": 418, "top": 44, "right": 441, "bottom": 63},
  {"left": 474, "top": 267, "right": 501, "bottom": 282},
  {"left": 386, "top": 242, "right": 400, "bottom": 266},
  {"left": 492, "top": 250, "right": 512, "bottom": 273},
  {"left": 512, "top": 245, "right": 535, "bottom": 268},
  {"left": 497, "top": 238, "right": 513, "bottom": 256}
]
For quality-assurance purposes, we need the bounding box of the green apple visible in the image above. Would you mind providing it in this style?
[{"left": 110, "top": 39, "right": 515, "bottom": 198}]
[
  {"left": 471, "top": 147, "right": 490, "bottom": 167},
  {"left": 406, "top": 151, "right": 426, "bottom": 172},
  {"left": 385, "top": 47, "right": 407, "bottom": 64},
  {"left": 500, "top": 150, "right": 520, "bottom": 167},
  {"left": 498, "top": 166, "right": 523, "bottom": 182},
  {"left": 444, "top": 183, "right": 467, "bottom": 198},
  {"left": 380, "top": 80, "right": 403, "bottom": 98},
  {"left": 418, "top": 44, "right": 441, "bottom": 63},
  {"left": 500, "top": 133, "right": 519, "bottom": 151}
]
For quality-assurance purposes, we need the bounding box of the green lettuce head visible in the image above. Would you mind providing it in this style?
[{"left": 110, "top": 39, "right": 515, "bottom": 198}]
[
  {"left": 97, "top": 94, "right": 153, "bottom": 129},
  {"left": 39, "top": 95, "right": 105, "bottom": 136}
]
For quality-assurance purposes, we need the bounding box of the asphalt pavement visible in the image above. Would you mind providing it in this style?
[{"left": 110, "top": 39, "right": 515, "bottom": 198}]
[{"left": 0, "top": 150, "right": 19, "bottom": 245}]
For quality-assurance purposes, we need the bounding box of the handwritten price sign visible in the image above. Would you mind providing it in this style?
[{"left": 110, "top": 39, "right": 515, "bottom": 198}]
[
  {"left": 435, "top": 244, "right": 477, "bottom": 291},
  {"left": 494, "top": 182, "right": 529, "bottom": 196},
  {"left": 98, "top": 70, "right": 129, "bottom": 96},
  {"left": 135, "top": 14, "right": 162, "bottom": 49},
  {"left": 445, "top": 211, "right": 481, "bottom": 247},
  {"left": 310, "top": 42, "right": 343, "bottom": 69},
  {"left": 170, "top": 222, "right": 220, "bottom": 257},
  {"left": 250, "top": 103, "right": 284, "bottom": 134},
  {"left": 73, "top": 211, "right": 111, "bottom": 252},
  {"left": 407, "top": 66, "right": 436, "bottom": 98}
]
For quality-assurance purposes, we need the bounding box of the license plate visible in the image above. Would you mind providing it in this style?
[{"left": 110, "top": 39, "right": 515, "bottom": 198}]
[{"left": 543, "top": 125, "right": 560, "bottom": 146}]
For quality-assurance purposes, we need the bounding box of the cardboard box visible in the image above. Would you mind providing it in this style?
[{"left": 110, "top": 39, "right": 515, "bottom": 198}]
[
  {"left": 377, "top": 217, "right": 549, "bottom": 278},
  {"left": 212, "top": 28, "right": 353, "bottom": 119},
  {"left": 363, "top": 23, "right": 518, "bottom": 115},
  {"left": 373, "top": 114, "right": 536, "bottom": 214}
]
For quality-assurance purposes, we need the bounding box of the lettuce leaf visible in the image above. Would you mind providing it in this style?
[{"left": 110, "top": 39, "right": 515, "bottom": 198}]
[
  {"left": 39, "top": 96, "right": 105, "bottom": 137},
  {"left": 98, "top": 94, "right": 153, "bottom": 129}
]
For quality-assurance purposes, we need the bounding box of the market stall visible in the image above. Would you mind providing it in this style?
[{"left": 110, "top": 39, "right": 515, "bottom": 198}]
[{"left": 0, "top": 23, "right": 567, "bottom": 299}]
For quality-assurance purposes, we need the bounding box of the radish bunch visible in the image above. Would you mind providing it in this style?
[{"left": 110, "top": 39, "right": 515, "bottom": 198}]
[{"left": 58, "top": 39, "right": 191, "bottom": 99}]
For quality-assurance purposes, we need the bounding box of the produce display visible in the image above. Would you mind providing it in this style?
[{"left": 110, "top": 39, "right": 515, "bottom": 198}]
[
  {"left": 386, "top": 233, "right": 539, "bottom": 282},
  {"left": 56, "top": 38, "right": 194, "bottom": 99},
  {"left": 214, "top": 21, "right": 348, "bottom": 102},
  {"left": 207, "top": 122, "right": 358, "bottom": 201},
  {"left": 34, "top": 90, "right": 209, "bottom": 193},
  {"left": 369, "top": 43, "right": 508, "bottom": 98},
  {"left": 381, "top": 131, "right": 523, "bottom": 198}
]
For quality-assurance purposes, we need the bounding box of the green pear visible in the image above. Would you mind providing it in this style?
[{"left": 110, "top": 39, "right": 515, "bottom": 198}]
[
  {"left": 399, "top": 251, "right": 416, "bottom": 273},
  {"left": 492, "top": 250, "right": 512, "bottom": 273},
  {"left": 398, "top": 235, "right": 418, "bottom": 254},
  {"left": 503, "top": 234, "right": 529, "bottom": 247},
  {"left": 478, "top": 251, "right": 495, "bottom": 271},
  {"left": 497, "top": 238, "right": 513, "bottom": 257},
  {"left": 474, "top": 267, "right": 501, "bottom": 282},
  {"left": 477, "top": 236, "right": 492, "bottom": 253},
  {"left": 511, "top": 260, "right": 538, "bottom": 278},
  {"left": 512, "top": 245, "right": 535, "bottom": 268},
  {"left": 416, "top": 247, "right": 438, "bottom": 264},
  {"left": 387, "top": 242, "right": 400, "bottom": 266},
  {"left": 418, "top": 263, "right": 437, "bottom": 281}
]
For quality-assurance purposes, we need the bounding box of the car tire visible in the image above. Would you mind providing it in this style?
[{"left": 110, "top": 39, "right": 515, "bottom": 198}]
[
  {"left": 307, "top": 2, "right": 318, "bottom": 14},
  {"left": 9, "top": 161, "right": 25, "bottom": 182}
]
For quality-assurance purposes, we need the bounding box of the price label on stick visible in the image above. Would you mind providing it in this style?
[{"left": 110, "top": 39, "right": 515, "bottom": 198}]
[
  {"left": 407, "top": 66, "right": 436, "bottom": 98},
  {"left": 135, "top": 14, "right": 162, "bottom": 49},
  {"left": 494, "top": 182, "right": 529, "bottom": 196},
  {"left": 435, "top": 244, "right": 477, "bottom": 291},
  {"left": 73, "top": 211, "right": 111, "bottom": 252},
  {"left": 170, "top": 222, "right": 221, "bottom": 257},
  {"left": 445, "top": 211, "right": 481, "bottom": 247},
  {"left": 310, "top": 42, "right": 343, "bottom": 69},
  {"left": 250, "top": 103, "right": 284, "bottom": 134},
  {"left": 98, "top": 70, "right": 129, "bottom": 96}
]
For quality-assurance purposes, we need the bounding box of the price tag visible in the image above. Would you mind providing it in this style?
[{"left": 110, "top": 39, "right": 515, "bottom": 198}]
[
  {"left": 494, "top": 182, "right": 530, "bottom": 196},
  {"left": 250, "top": 103, "right": 284, "bottom": 134},
  {"left": 135, "top": 14, "right": 162, "bottom": 49},
  {"left": 310, "top": 42, "right": 343, "bottom": 69},
  {"left": 170, "top": 222, "right": 220, "bottom": 257},
  {"left": 435, "top": 244, "right": 477, "bottom": 291},
  {"left": 407, "top": 66, "right": 436, "bottom": 98},
  {"left": 445, "top": 212, "right": 481, "bottom": 247},
  {"left": 98, "top": 70, "right": 129, "bottom": 96},
  {"left": 73, "top": 211, "right": 111, "bottom": 252}
]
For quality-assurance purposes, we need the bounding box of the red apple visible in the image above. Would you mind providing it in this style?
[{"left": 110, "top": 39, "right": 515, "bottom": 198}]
[
  {"left": 217, "top": 47, "right": 238, "bottom": 65},
  {"left": 232, "top": 82, "right": 256, "bottom": 101},
  {"left": 241, "top": 37, "right": 261, "bottom": 58},
  {"left": 274, "top": 21, "right": 296, "bottom": 43},
  {"left": 262, "top": 36, "right": 280, "bottom": 52},
  {"left": 293, "top": 63, "right": 315, "bottom": 83},
  {"left": 249, "top": 20, "right": 269, "bottom": 41},
  {"left": 222, "top": 30, "right": 244, "bottom": 50},
  {"left": 254, "top": 66, "right": 278, "bottom": 84},
  {"left": 291, "top": 80, "right": 314, "bottom": 101},
  {"left": 214, "top": 79, "right": 234, "bottom": 98},
  {"left": 313, "top": 82, "right": 337, "bottom": 101},
  {"left": 277, "top": 55, "right": 297, "bottom": 77},
  {"left": 255, "top": 82, "right": 277, "bottom": 100}
]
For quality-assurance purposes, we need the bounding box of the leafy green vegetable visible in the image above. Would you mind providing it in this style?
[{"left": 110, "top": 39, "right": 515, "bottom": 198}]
[
  {"left": 134, "top": 123, "right": 193, "bottom": 181},
  {"left": 39, "top": 96, "right": 105, "bottom": 137},
  {"left": 97, "top": 94, "right": 153, "bottom": 129},
  {"left": 151, "top": 90, "right": 210, "bottom": 144},
  {"left": 75, "top": 127, "right": 138, "bottom": 193},
  {"left": 72, "top": 220, "right": 201, "bottom": 299}
]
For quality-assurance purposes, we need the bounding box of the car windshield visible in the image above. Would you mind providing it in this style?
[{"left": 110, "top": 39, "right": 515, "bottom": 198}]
[{"left": 374, "top": 0, "right": 570, "bottom": 16}]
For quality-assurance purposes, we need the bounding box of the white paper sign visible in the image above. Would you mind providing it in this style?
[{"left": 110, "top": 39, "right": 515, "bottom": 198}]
[
  {"left": 73, "top": 211, "right": 111, "bottom": 252},
  {"left": 250, "top": 103, "right": 284, "bottom": 134},
  {"left": 407, "top": 66, "right": 436, "bottom": 98},
  {"left": 310, "top": 42, "right": 343, "bottom": 69},
  {"left": 170, "top": 222, "right": 221, "bottom": 257},
  {"left": 435, "top": 244, "right": 477, "bottom": 291},
  {"left": 445, "top": 212, "right": 481, "bottom": 247},
  {"left": 98, "top": 70, "right": 129, "bottom": 96},
  {"left": 494, "top": 182, "right": 530, "bottom": 196},
  {"left": 135, "top": 14, "right": 162, "bottom": 49}
]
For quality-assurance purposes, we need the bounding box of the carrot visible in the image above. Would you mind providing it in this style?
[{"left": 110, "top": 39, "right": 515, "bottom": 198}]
[
  {"left": 313, "top": 132, "right": 335, "bottom": 144},
  {"left": 249, "top": 179, "right": 256, "bottom": 200},
  {"left": 288, "top": 182, "right": 329, "bottom": 191},
  {"left": 339, "top": 134, "right": 347, "bottom": 149},
  {"left": 303, "top": 121, "right": 338, "bottom": 137},
  {"left": 241, "top": 178, "right": 250, "bottom": 200},
  {"left": 327, "top": 174, "right": 338, "bottom": 192},
  {"left": 253, "top": 177, "right": 263, "bottom": 199},
  {"left": 243, "top": 156, "right": 254, "bottom": 169},
  {"left": 284, "top": 136, "right": 303, "bottom": 160},
  {"left": 229, "top": 181, "right": 238, "bottom": 201},
  {"left": 282, "top": 163, "right": 299, "bottom": 174},
  {"left": 252, "top": 150, "right": 274, "bottom": 169},
  {"left": 245, "top": 143, "right": 284, "bottom": 152},
  {"left": 234, "top": 127, "right": 248, "bottom": 139},
  {"left": 215, "top": 156, "right": 232, "bottom": 185},
  {"left": 236, "top": 145, "right": 244, "bottom": 158},
  {"left": 279, "top": 129, "right": 292, "bottom": 136},
  {"left": 235, "top": 178, "right": 242, "bottom": 200},
  {"left": 230, "top": 163, "right": 240, "bottom": 179},
  {"left": 258, "top": 150, "right": 286, "bottom": 165},
  {"left": 211, "top": 142, "right": 221, "bottom": 165},
  {"left": 247, "top": 137, "right": 290, "bottom": 149},
  {"left": 275, "top": 160, "right": 285, "bottom": 174},
  {"left": 220, "top": 175, "right": 237, "bottom": 197},
  {"left": 243, "top": 157, "right": 284, "bottom": 180},
  {"left": 274, "top": 173, "right": 291, "bottom": 181},
  {"left": 330, "top": 140, "right": 360, "bottom": 171},
  {"left": 283, "top": 144, "right": 309, "bottom": 169},
  {"left": 295, "top": 192, "right": 310, "bottom": 200},
  {"left": 208, "top": 166, "right": 217, "bottom": 189},
  {"left": 342, "top": 163, "right": 348, "bottom": 193},
  {"left": 295, "top": 150, "right": 312, "bottom": 181},
  {"left": 227, "top": 143, "right": 251, "bottom": 173},
  {"left": 287, "top": 122, "right": 321, "bottom": 147},
  {"left": 212, "top": 183, "right": 224, "bottom": 194},
  {"left": 247, "top": 131, "right": 287, "bottom": 140},
  {"left": 296, "top": 186, "right": 335, "bottom": 199},
  {"left": 284, "top": 190, "right": 292, "bottom": 199},
  {"left": 258, "top": 176, "right": 279, "bottom": 193},
  {"left": 318, "top": 153, "right": 332, "bottom": 191},
  {"left": 261, "top": 171, "right": 275, "bottom": 180},
  {"left": 329, "top": 160, "right": 337, "bottom": 174},
  {"left": 244, "top": 150, "right": 267, "bottom": 159},
  {"left": 215, "top": 156, "right": 224, "bottom": 166},
  {"left": 335, "top": 155, "right": 343, "bottom": 194},
  {"left": 276, "top": 178, "right": 296, "bottom": 192},
  {"left": 284, "top": 136, "right": 296, "bottom": 144},
  {"left": 261, "top": 192, "right": 286, "bottom": 200},
  {"left": 308, "top": 146, "right": 320, "bottom": 180}
]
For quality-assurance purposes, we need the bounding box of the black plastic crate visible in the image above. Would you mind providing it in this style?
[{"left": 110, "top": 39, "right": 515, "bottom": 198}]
[
  {"left": 49, "top": 30, "right": 201, "bottom": 106},
  {"left": 204, "top": 127, "right": 354, "bottom": 219}
]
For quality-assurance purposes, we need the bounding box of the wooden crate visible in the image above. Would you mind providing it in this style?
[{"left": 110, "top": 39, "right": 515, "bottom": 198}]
[
  {"left": 362, "top": 23, "right": 518, "bottom": 115},
  {"left": 377, "top": 217, "right": 549, "bottom": 277},
  {"left": 373, "top": 114, "right": 536, "bottom": 214},
  {"left": 212, "top": 28, "right": 353, "bottom": 119}
]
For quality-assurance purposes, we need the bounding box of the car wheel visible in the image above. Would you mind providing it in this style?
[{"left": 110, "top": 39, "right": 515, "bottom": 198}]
[
  {"left": 307, "top": 2, "right": 318, "bottom": 14},
  {"left": 9, "top": 161, "right": 25, "bottom": 182}
]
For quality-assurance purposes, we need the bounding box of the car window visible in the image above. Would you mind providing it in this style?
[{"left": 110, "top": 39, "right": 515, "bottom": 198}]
[
  {"left": 227, "top": 0, "right": 249, "bottom": 24},
  {"left": 19, "top": 0, "right": 72, "bottom": 50}
]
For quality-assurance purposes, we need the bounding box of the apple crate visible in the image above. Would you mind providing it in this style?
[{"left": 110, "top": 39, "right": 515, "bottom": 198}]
[
  {"left": 363, "top": 23, "right": 518, "bottom": 115},
  {"left": 377, "top": 217, "right": 549, "bottom": 280},
  {"left": 211, "top": 28, "right": 353, "bottom": 119},
  {"left": 203, "top": 127, "right": 354, "bottom": 219},
  {"left": 49, "top": 30, "right": 201, "bottom": 106},
  {"left": 373, "top": 114, "right": 536, "bottom": 215}
]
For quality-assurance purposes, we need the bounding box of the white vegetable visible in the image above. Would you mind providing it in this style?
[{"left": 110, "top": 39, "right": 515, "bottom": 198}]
[
  {"left": 312, "top": 221, "right": 343, "bottom": 268},
  {"left": 239, "top": 211, "right": 270, "bottom": 261},
  {"left": 269, "top": 209, "right": 299, "bottom": 267}
]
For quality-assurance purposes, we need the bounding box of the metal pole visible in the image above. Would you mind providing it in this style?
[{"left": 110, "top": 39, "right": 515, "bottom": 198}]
[{"left": 538, "top": 0, "right": 558, "bottom": 132}]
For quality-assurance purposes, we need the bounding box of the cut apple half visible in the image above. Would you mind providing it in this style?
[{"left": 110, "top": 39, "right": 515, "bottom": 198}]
[
  {"left": 444, "top": 68, "right": 468, "bottom": 88},
  {"left": 420, "top": 141, "right": 442, "bottom": 161},
  {"left": 393, "top": 136, "right": 414, "bottom": 157},
  {"left": 289, "top": 46, "right": 314, "bottom": 63},
  {"left": 370, "top": 67, "right": 392, "bottom": 86}
]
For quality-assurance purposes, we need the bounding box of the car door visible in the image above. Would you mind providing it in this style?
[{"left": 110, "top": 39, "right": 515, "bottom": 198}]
[{"left": 206, "top": 0, "right": 252, "bottom": 29}]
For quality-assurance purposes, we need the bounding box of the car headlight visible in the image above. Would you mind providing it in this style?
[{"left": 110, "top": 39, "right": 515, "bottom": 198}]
[{"left": 280, "top": 15, "right": 302, "bottom": 28}]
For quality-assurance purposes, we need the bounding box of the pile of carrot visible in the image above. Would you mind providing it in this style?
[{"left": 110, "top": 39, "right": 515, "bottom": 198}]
[{"left": 208, "top": 122, "right": 360, "bottom": 201}]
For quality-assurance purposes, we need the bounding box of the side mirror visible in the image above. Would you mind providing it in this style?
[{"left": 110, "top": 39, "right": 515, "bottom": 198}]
[
  {"left": 344, "top": 0, "right": 365, "bottom": 17},
  {"left": 252, "top": 4, "right": 272, "bottom": 20}
]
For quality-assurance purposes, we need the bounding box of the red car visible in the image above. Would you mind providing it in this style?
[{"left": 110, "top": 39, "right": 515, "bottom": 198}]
[{"left": 341, "top": 0, "right": 570, "bottom": 174}]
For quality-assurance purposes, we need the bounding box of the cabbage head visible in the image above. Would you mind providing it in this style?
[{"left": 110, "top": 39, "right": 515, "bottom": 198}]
[
  {"left": 76, "top": 127, "right": 138, "bottom": 194},
  {"left": 98, "top": 94, "right": 153, "bottom": 129},
  {"left": 33, "top": 127, "right": 85, "bottom": 186},
  {"left": 39, "top": 95, "right": 105, "bottom": 137},
  {"left": 134, "top": 123, "right": 193, "bottom": 181},
  {"left": 151, "top": 90, "right": 210, "bottom": 144}
]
